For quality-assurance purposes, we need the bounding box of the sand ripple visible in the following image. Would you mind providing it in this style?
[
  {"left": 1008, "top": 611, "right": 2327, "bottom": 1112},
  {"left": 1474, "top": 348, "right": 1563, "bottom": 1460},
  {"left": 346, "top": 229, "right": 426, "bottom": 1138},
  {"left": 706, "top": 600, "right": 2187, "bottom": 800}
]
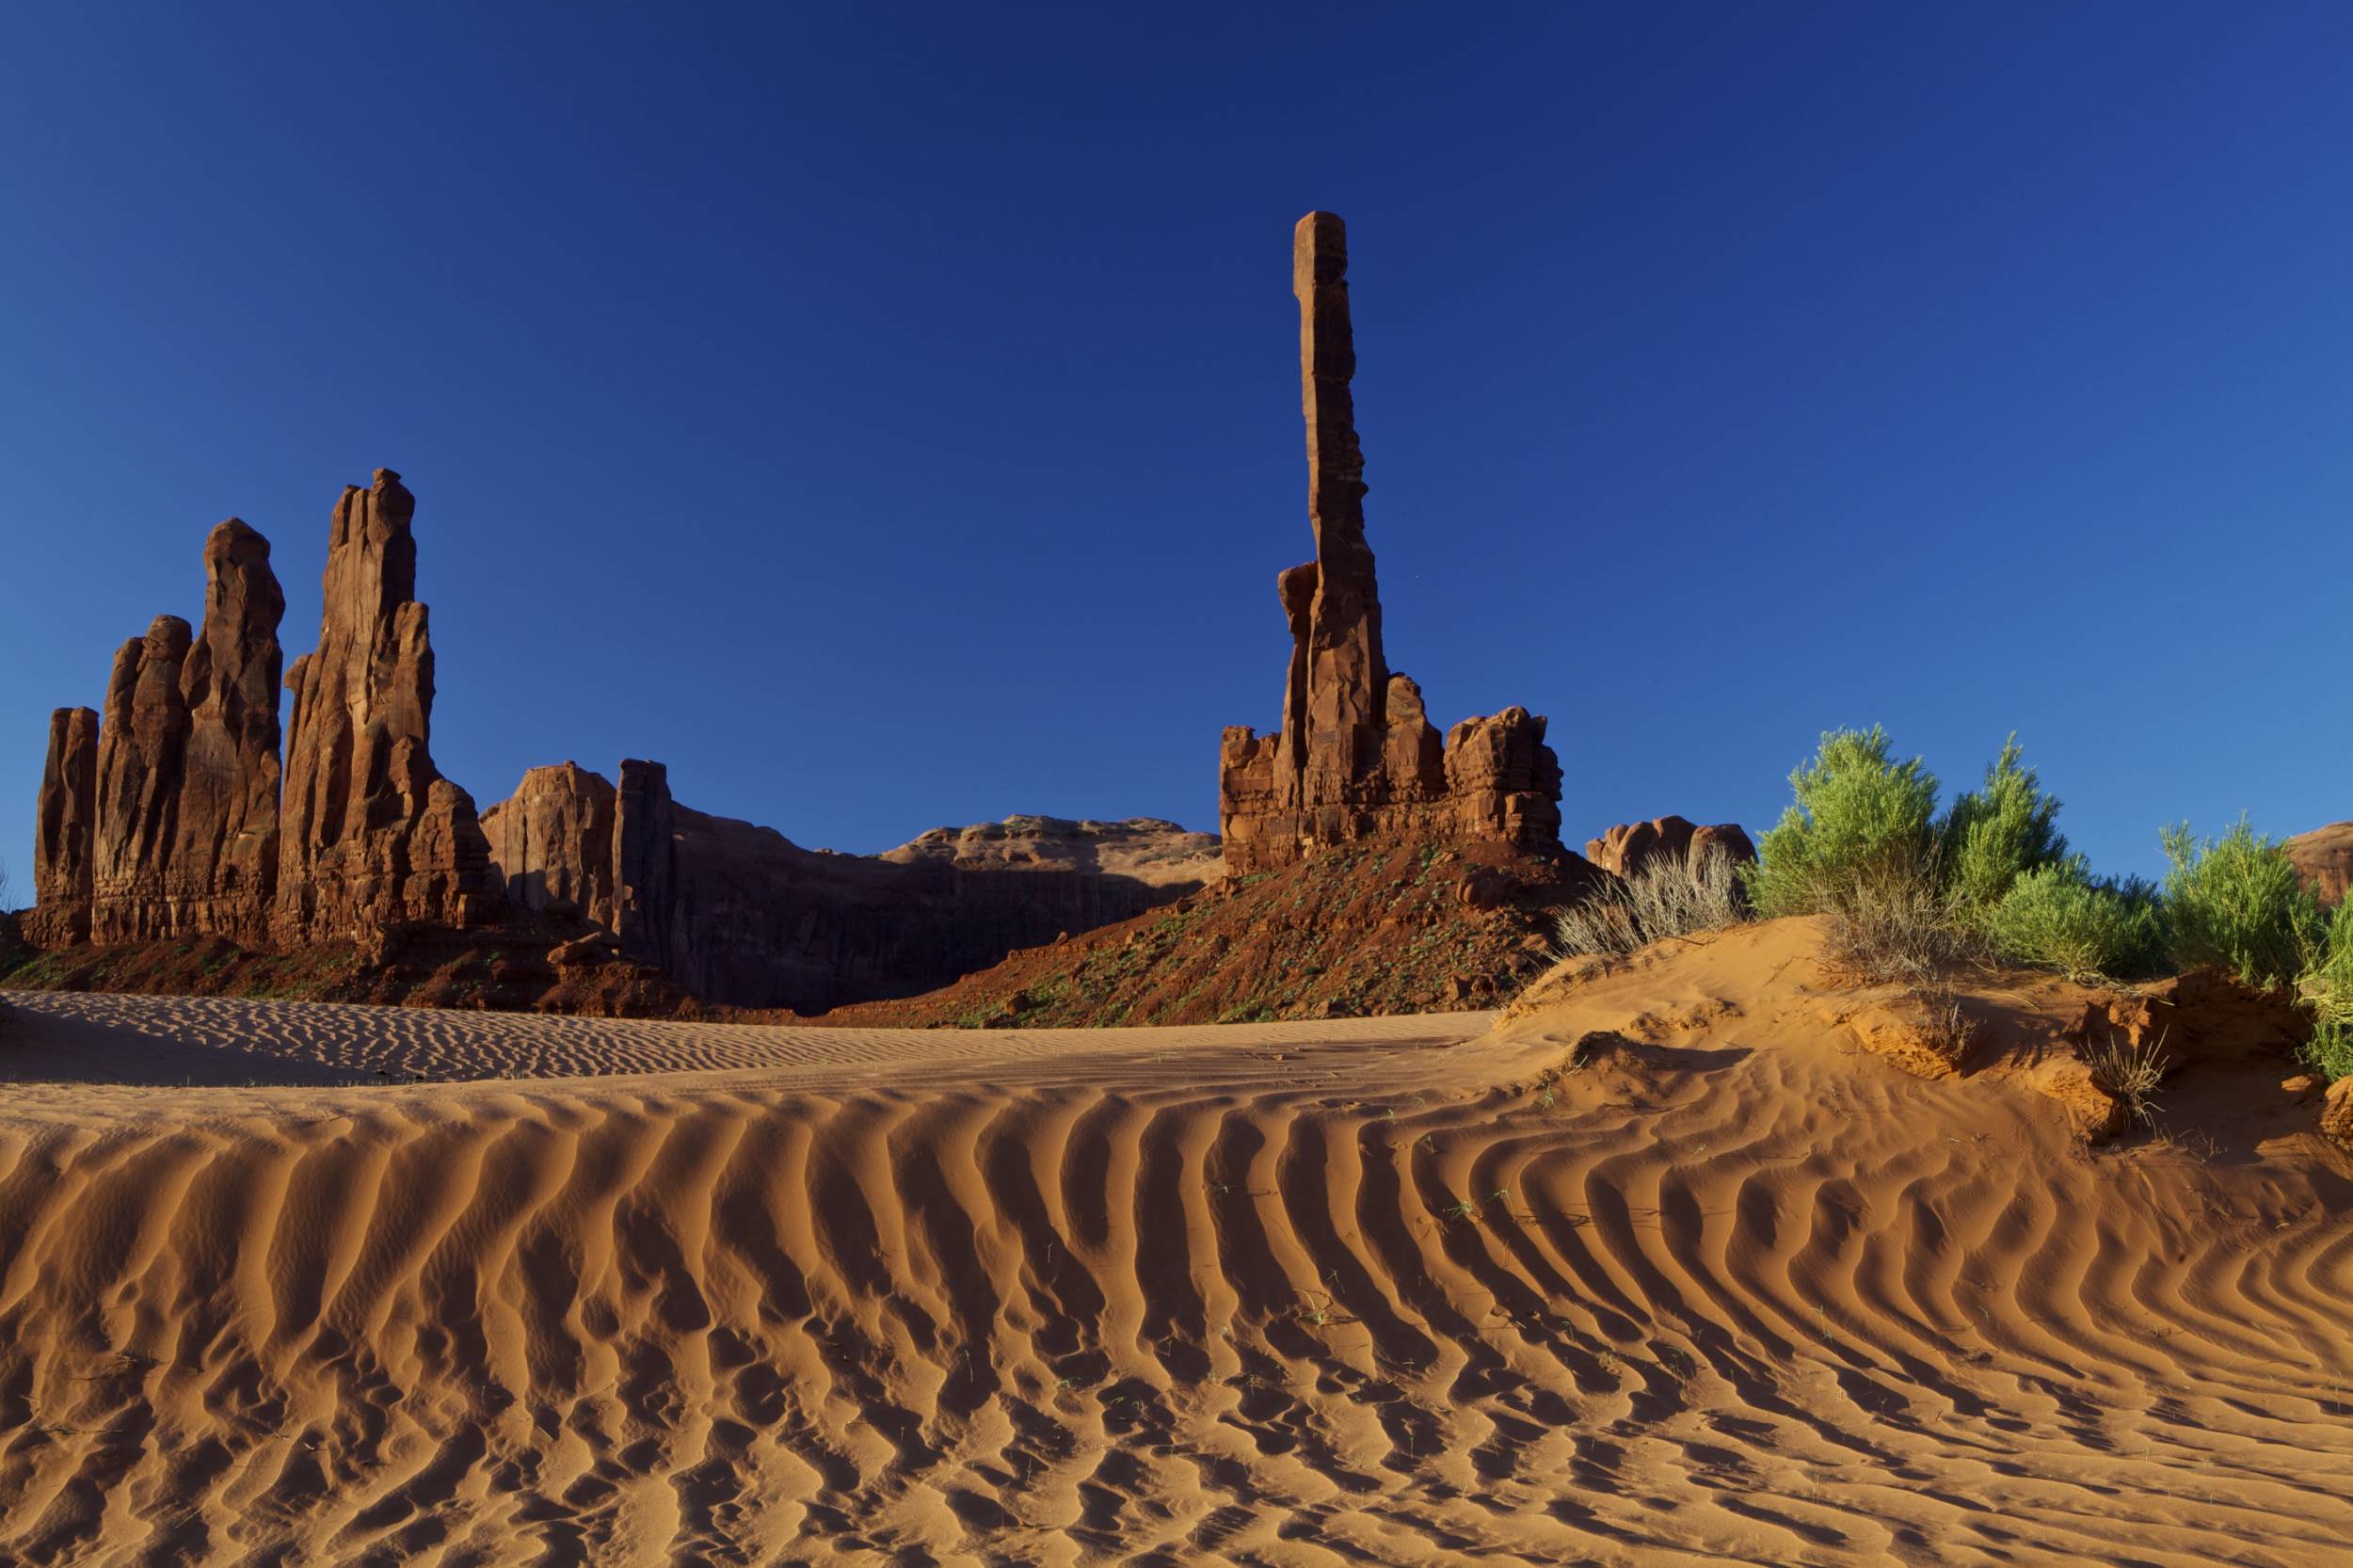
[{"left": 0, "top": 989, "right": 2348, "bottom": 1565}]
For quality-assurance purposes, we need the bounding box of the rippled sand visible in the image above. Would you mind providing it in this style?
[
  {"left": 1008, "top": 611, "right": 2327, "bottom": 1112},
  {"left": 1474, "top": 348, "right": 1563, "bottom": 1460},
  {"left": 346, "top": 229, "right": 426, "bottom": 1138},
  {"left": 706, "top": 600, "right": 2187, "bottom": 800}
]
[{"left": 2, "top": 921, "right": 2348, "bottom": 1566}]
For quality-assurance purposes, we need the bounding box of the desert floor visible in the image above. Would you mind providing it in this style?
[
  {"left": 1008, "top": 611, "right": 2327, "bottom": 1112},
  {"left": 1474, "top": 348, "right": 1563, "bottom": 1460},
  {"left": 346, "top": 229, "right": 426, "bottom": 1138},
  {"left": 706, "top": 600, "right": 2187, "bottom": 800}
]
[{"left": 3, "top": 923, "right": 2350, "bottom": 1567}]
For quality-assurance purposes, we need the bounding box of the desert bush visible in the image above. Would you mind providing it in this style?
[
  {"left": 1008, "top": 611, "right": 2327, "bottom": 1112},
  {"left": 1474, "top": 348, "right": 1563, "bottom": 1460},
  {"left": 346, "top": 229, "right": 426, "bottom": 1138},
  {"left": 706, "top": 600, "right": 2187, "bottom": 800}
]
[
  {"left": 1941, "top": 736, "right": 2069, "bottom": 925},
  {"left": 1745, "top": 727, "right": 1941, "bottom": 920},
  {"left": 2297, "top": 900, "right": 2353, "bottom": 1081},
  {"left": 2087, "top": 1029, "right": 2173, "bottom": 1129},
  {"left": 2160, "top": 818, "right": 2323, "bottom": 992},
  {"left": 1554, "top": 845, "right": 1749, "bottom": 960},
  {"left": 1984, "top": 860, "right": 2167, "bottom": 982}
]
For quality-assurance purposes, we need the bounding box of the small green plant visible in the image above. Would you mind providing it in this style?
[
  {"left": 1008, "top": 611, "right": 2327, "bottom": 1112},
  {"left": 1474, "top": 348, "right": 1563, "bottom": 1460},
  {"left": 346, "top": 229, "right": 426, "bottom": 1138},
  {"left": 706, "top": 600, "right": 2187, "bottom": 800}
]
[
  {"left": 2160, "top": 818, "right": 2322, "bottom": 992},
  {"left": 2297, "top": 900, "right": 2353, "bottom": 1081},
  {"left": 1744, "top": 727, "right": 1940, "bottom": 920},
  {"left": 1984, "top": 860, "right": 2167, "bottom": 982}
]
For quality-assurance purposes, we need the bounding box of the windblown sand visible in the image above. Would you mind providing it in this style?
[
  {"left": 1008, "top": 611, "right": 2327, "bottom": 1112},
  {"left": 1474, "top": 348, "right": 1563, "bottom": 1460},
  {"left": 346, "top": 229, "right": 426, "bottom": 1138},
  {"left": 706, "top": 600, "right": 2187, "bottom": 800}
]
[{"left": 3, "top": 920, "right": 2349, "bottom": 1566}]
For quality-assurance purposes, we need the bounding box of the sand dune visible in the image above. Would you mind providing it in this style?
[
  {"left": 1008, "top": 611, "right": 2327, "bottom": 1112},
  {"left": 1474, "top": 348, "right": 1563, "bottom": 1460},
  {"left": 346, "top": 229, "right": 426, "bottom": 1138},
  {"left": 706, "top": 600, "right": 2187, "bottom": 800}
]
[{"left": 3, "top": 922, "right": 2350, "bottom": 1565}]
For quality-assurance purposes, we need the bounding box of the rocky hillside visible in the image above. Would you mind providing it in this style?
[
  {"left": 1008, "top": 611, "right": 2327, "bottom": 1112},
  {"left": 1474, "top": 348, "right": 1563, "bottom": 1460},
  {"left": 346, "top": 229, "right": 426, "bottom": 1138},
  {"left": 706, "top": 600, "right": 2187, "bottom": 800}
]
[{"left": 821, "top": 840, "right": 1597, "bottom": 1027}]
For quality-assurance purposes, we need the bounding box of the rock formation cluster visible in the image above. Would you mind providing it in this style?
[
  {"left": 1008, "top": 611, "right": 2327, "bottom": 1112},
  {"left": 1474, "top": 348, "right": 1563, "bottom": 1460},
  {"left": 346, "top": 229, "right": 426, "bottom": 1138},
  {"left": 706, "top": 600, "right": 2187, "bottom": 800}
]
[
  {"left": 30, "top": 474, "right": 490, "bottom": 954},
  {"left": 1220, "top": 214, "right": 1563, "bottom": 873}
]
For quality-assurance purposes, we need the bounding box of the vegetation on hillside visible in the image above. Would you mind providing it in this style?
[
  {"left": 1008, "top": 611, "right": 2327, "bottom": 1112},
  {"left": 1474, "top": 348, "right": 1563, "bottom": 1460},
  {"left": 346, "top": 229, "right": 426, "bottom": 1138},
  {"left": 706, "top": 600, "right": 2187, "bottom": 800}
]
[{"left": 1712, "top": 725, "right": 2347, "bottom": 1077}]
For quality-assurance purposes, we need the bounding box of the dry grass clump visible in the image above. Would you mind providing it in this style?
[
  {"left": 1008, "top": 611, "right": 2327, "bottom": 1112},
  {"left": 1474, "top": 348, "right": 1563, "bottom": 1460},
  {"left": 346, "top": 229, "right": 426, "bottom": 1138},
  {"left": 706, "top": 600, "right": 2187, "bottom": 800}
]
[
  {"left": 1909, "top": 984, "right": 1977, "bottom": 1067},
  {"left": 1817, "top": 861, "right": 1982, "bottom": 987},
  {"left": 1553, "top": 846, "right": 1749, "bottom": 961},
  {"left": 2087, "top": 1030, "right": 2172, "bottom": 1129}
]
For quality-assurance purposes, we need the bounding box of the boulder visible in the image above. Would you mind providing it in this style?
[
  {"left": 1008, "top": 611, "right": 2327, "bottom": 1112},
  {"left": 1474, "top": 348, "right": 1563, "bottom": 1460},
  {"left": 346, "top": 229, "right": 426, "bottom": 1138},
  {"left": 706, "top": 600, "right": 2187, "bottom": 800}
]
[
  {"left": 1585, "top": 816, "right": 1758, "bottom": 881},
  {"left": 2286, "top": 823, "right": 2353, "bottom": 908}
]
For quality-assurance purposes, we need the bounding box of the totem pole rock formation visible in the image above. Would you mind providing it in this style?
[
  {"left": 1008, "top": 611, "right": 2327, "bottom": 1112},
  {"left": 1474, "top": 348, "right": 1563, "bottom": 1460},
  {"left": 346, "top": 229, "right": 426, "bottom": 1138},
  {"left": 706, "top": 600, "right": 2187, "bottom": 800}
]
[
  {"left": 274, "top": 470, "right": 500, "bottom": 944},
  {"left": 33, "top": 520, "right": 286, "bottom": 945},
  {"left": 1220, "top": 214, "right": 1563, "bottom": 873}
]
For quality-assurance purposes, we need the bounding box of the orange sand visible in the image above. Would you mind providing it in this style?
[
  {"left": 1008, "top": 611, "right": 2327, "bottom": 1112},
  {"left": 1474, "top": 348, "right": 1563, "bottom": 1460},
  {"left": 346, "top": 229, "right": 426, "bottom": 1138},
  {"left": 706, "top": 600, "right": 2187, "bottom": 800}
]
[{"left": 2, "top": 918, "right": 2349, "bottom": 1565}]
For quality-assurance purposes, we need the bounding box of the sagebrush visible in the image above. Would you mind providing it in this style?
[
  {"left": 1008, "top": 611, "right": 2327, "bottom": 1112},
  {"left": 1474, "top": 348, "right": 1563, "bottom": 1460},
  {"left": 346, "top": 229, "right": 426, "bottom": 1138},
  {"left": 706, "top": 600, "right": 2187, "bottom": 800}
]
[
  {"left": 1985, "top": 860, "right": 2167, "bottom": 982},
  {"left": 2161, "top": 818, "right": 2322, "bottom": 993},
  {"left": 1743, "top": 727, "right": 1940, "bottom": 921},
  {"left": 2297, "top": 899, "right": 2353, "bottom": 1081}
]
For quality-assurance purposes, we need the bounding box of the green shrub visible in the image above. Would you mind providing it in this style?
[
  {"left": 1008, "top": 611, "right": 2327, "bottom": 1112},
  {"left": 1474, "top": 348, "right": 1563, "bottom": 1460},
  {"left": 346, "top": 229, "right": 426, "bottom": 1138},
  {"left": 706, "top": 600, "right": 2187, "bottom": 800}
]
[
  {"left": 1744, "top": 727, "right": 1940, "bottom": 920},
  {"left": 1984, "top": 860, "right": 2166, "bottom": 981},
  {"left": 2297, "top": 900, "right": 2353, "bottom": 1080},
  {"left": 1941, "top": 736, "right": 2069, "bottom": 926},
  {"left": 2160, "top": 817, "right": 2323, "bottom": 992}
]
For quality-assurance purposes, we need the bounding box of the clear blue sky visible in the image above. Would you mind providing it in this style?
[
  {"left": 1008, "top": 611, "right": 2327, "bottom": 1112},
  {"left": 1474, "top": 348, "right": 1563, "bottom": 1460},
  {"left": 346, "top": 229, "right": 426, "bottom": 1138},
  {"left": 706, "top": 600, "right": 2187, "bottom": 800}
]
[{"left": 5, "top": 2, "right": 2347, "bottom": 894}]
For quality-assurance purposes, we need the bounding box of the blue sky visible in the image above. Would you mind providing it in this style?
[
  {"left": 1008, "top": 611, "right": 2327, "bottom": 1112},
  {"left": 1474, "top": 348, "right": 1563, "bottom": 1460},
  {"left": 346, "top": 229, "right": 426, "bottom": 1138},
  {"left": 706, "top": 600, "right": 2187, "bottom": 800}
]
[{"left": 4, "top": 2, "right": 2347, "bottom": 892}]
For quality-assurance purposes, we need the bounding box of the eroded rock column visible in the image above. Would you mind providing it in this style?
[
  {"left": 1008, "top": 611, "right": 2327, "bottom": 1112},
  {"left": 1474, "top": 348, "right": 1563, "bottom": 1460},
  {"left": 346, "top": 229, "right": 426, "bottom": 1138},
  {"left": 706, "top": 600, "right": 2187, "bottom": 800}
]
[{"left": 274, "top": 469, "right": 498, "bottom": 943}]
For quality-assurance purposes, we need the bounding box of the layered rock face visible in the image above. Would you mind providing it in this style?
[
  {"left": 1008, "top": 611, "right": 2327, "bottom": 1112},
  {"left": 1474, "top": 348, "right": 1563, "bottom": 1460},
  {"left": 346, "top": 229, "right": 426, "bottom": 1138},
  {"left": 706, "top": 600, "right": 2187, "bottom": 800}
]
[
  {"left": 88, "top": 616, "right": 195, "bottom": 943},
  {"left": 479, "top": 767, "right": 1212, "bottom": 1011},
  {"left": 480, "top": 762, "right": 618, "bottom": 923},
  {"left": 1220, "top": 214, "right": 1563, "bottom": 873},
  {"left": 275, "top": 470, "right": 499, "bottom": 944}
]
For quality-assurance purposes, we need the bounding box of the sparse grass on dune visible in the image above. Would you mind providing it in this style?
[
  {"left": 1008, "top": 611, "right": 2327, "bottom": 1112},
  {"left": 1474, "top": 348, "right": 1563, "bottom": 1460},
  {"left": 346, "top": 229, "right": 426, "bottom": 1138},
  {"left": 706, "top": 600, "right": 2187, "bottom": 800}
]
[{"left": 1552, "top": 844, "right": 1750, "bottom": 960}]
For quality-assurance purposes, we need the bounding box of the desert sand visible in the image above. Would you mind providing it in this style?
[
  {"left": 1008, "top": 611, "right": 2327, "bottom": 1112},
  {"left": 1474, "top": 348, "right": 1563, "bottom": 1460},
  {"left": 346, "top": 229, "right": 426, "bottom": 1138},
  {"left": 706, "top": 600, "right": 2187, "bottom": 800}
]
[{"left": 3, "top": 918, "right": 2350, "bottom": 1566}]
